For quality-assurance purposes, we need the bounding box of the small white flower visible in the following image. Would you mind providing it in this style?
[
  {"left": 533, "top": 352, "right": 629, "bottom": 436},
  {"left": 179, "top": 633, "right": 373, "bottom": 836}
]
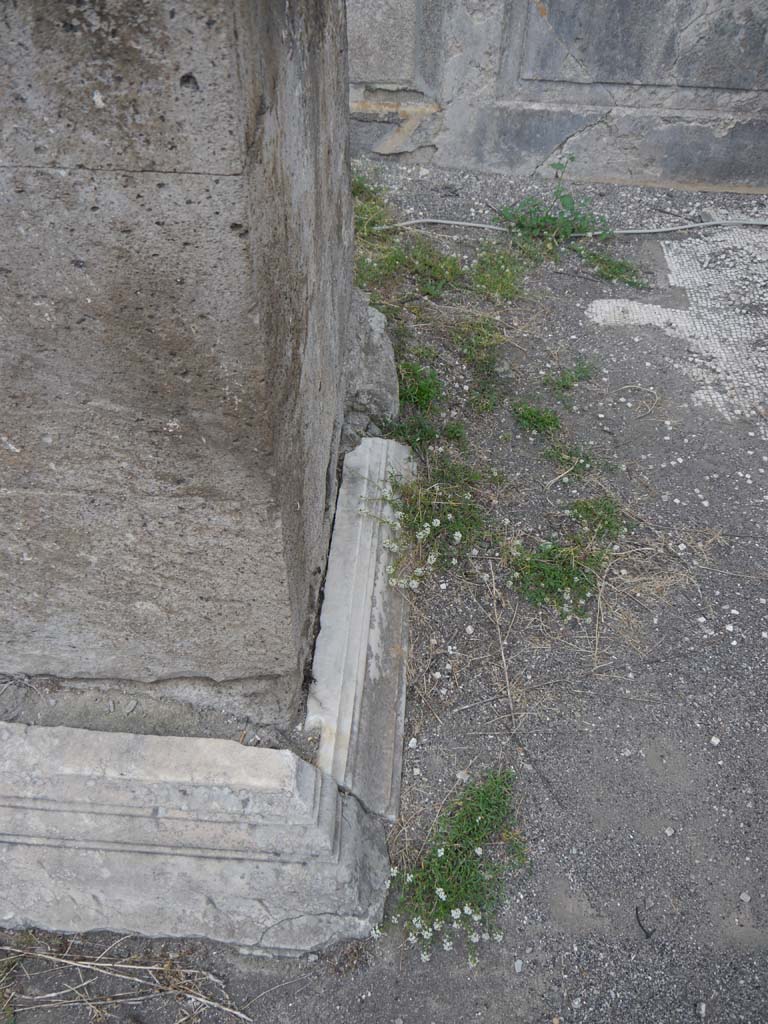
[
  {"left": 453, "top": 531, "right": 462, "bottom": 543},
  {"left": 472, "top": 913, "right": 481, "bottom": 923},
  {"left": 421, "top": 929, "right": 432, "bottom": 940},
  {"left": 433, "top": 920, "right": 443, "bottom": 931},
  {"left": 451, "top": 908, "right": 462, "bottom": 920},
  {"left": 412, "top": 916, "right": 423, "bottom": 930},
  {"left": 436, "top": 847, "right": 445, "bottom": 858},
  {"left": 493, "top": 932, "right": 504, "bottom": 943},
  {"left": 442, "top": 938, "right": 453, "bottom": 951},
  {"left": 435, "top": 887, "right": 447, "bottom": 901},
  {"left": 390, "top": 866, "right": 399, "bottom": 877},
  {"left": 432, "top": 518, "right": 441, "bottom": 527},
  {"left": 420, "top": 950, "right": 431, "bottom": 963},
  {"left": 474, "top": 847, "right": 483, "bottom": 856},
  {"left": 469, "top": 932, "right": 480, "bottom": 944},
  {"left": 463, "top": 905, "right": 473, "bottom": 915},
  {"left": 370, "top": 925, "right": 382, "bottom": 939},
  {"left": 406, "top": 873, "right": 414, "bottom": 883},
  {"left": 427, "top": 552, "right": 438, "bottom": 565},
  {"left": 407, "top": 933, "right": 417, "bottom": 945},
  {"left": 390, "top": 914, "right": 400, "bottom": 924},
  {"left": 409, "top": 579, "right": 419, "bottom": 591}
]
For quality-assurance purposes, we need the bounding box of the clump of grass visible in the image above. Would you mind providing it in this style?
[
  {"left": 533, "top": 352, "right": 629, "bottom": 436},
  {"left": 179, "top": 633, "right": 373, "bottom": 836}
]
[
  {"left": 512, "top": 403, "right": 561, "bottom": 436},
  {"left": 355, "top": 241, "right": 408, "bottom": 291},
  {"left": 352, "top": 174, "right": 391, "bottom": 239},
  {"left": 442, "top": 420, "right": 467, "bottom": 445},
  {"left": 396, "top": 771, "right": 525, "bottom": 964},
  {"left": 543, "top": 441, "right": 594, "bottom": 477},
  {"left": 452, "top": 316, "right": 506, "bottom": 413},
  {"left": 451, "top": 316, "right": 504, "bottom": 365},
  {"left": 388, "top": 456, "right": 486, "bottom": 571},
  {"left": 570, "top": 496, "right": 626, "bottom": 540},
  {"left": 398, "top": 361, "right": 443, "bottom": 413},
  {"left": 543, "top": 359, "right": 596, "bottom": 396},
  {"left": 407, "top": 236, "right": 463, "bottom": 298},
  {"left": 572, "top": 245, "right": 648, "bottom": 288},
  {"left": 384, "top": 412, "right": 439, "bottom": 451},
  {"left": 509, "top": 540, "right": 604, "bottom": 616},
  {"left": 471, "top": 245, "right": 526, "bottom": 301}
]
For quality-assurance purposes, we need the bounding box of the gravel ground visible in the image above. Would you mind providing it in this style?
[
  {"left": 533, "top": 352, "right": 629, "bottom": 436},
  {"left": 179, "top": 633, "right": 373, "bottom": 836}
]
[{"left": 2, "top": 163, "right": 766, "bottom": 1024}]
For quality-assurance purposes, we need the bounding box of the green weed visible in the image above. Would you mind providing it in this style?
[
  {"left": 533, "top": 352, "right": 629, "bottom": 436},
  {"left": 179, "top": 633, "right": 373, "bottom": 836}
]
[
  {"left": 512, "top": 403, "right": 561, "bottom": 436},
  {"left": 543, "top": 442, "right": 594, "bottom": 477},
  {"left": 572, "top": 245, "right": 648, "bottom": 288},
  {"left": 383, "top": 413, "right": 439, "bottom": 452},
  {"left": 390, "top": 456, "right": 486, "bottom": 567},
  {"left": 543, "top": 360, "right": 596, "bottom": 396},
  {"left": 407, "top": 237, "right": 463, "bottom": 298},
  {"left": 570, "top": 496, "right": 626, "bottom": 540},
  {"left": 398, "top": 361, "right": 443, "bottom": 413},
  {"left": 452, "top": 316, "right": 505, "bottom": 413},
  {"left": 442, "top": 420, "right": 468, "bottom": 445},
  {"left": 396, "top": 771, "right": 525, "bottom": 963},
  {"left": 496, "top": 159, "right": 609, "bottom": 249},
  {"left": 510, "top": 540, "right": 604, "bottom": 616},
  {"left": 471, "top": 245, "right": 526, "bottom": 301}
]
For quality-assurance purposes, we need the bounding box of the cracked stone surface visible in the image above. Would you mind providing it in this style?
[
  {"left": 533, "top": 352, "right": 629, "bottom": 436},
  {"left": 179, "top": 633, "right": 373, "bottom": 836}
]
[{"left": 347, "top": 0, "right": 768, "bottom": 186}]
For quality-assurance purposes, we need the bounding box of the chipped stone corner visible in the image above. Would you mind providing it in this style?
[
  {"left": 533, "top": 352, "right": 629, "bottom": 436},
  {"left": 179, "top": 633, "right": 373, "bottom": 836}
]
[
  {"left": 342, "top": 288, "right": 400, "bottom": 451},
  {"left": 0, "top": 439, "right": 416, "bottom": 956}
]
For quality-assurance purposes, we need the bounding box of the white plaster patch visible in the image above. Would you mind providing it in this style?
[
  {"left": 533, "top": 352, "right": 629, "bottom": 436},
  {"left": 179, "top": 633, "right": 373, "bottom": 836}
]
[{"left": 586, "top": 228, "right": 768, "bottom": 438}]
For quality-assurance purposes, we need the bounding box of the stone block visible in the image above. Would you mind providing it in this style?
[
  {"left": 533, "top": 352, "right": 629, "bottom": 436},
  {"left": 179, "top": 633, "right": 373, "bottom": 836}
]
[
  {"left": 0, "top": 723, "right": 388, "bottom": 954},
  {"left": 344, "top": 288, "right": 400, "bottom": 437},
  {"left": 307, "top": 438, "right": 414, "bottom": 821}
]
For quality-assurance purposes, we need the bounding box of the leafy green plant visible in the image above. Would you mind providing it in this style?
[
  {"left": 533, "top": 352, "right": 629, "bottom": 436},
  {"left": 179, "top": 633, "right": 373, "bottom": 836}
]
[
  {"left": 496, "top": 156, "right": 610, "bottom": 250},
  {"left": 512, "top": 403, "right": 561, "bottom": 435},
  {"left": 543, "top": 360, "right": 596, "bottom": 396},
  {"left": 510, "top": 540, "right": 604, "bottom": 615},
  {"left": 398, "top": 361, "right": 443, "bottom": 413},
  {"left": 395, "top": 771, "right": 525, "bottom": 964},
  {"left": 570, "top": 496, "right": 626, "bottom": 540},
  {"left": 471, "top": 245, "right": 526, "bottom": 301},
  {"left": 571, "top": 245, "right": 648, "bottom": 288}
]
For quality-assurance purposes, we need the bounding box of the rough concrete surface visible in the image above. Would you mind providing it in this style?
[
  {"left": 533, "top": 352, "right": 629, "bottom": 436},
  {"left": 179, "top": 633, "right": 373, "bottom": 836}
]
[
  {"left": 4, "top": 165, "right": 765, "bottom": 1022},
  {"left": 0, "top": 0, "right": 353, "bottom": 724},
  {"left": 347, "top": 0, "right": 768, "bottom": 188}
]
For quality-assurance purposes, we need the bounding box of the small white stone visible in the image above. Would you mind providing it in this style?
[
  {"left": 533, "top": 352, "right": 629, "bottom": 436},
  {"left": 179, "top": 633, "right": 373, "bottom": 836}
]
[
  {"left": 408, "top": 737, "right": 417, "bottom": 749},
  {"left": 514, "top": 959, "right": 523, "bottom": 974},
  {"left": 739, "top": 891, "right": 751, "bottom": 903},
  {"left": 664, "top": 826, "right": 675, "bottom": 837},
  {"left": 710, "top": 736, "right": 721, "bottom": 747}
]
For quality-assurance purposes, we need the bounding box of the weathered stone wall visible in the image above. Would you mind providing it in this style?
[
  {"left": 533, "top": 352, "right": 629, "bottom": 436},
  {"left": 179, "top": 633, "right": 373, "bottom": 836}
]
[
  {"left": 347, "top": 0, "right": 768, "bottom": 189},
  {"left": 0, "top": 1, "right": 351, "bottom": 726}
]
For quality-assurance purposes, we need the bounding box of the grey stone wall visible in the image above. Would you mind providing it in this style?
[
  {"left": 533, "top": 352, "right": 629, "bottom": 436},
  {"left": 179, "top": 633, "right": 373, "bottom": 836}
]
[
  {"left": 0, "top": 1, "right": 351, "bottom": 726},
  {"left": 347, "top": 0, "right": 768, "bottom": 189}
]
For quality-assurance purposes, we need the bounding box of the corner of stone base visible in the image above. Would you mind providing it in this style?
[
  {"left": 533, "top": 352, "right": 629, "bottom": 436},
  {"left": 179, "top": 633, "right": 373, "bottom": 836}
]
[{"left": 0, "top": 723, "right": 389, "bottom": 955}]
